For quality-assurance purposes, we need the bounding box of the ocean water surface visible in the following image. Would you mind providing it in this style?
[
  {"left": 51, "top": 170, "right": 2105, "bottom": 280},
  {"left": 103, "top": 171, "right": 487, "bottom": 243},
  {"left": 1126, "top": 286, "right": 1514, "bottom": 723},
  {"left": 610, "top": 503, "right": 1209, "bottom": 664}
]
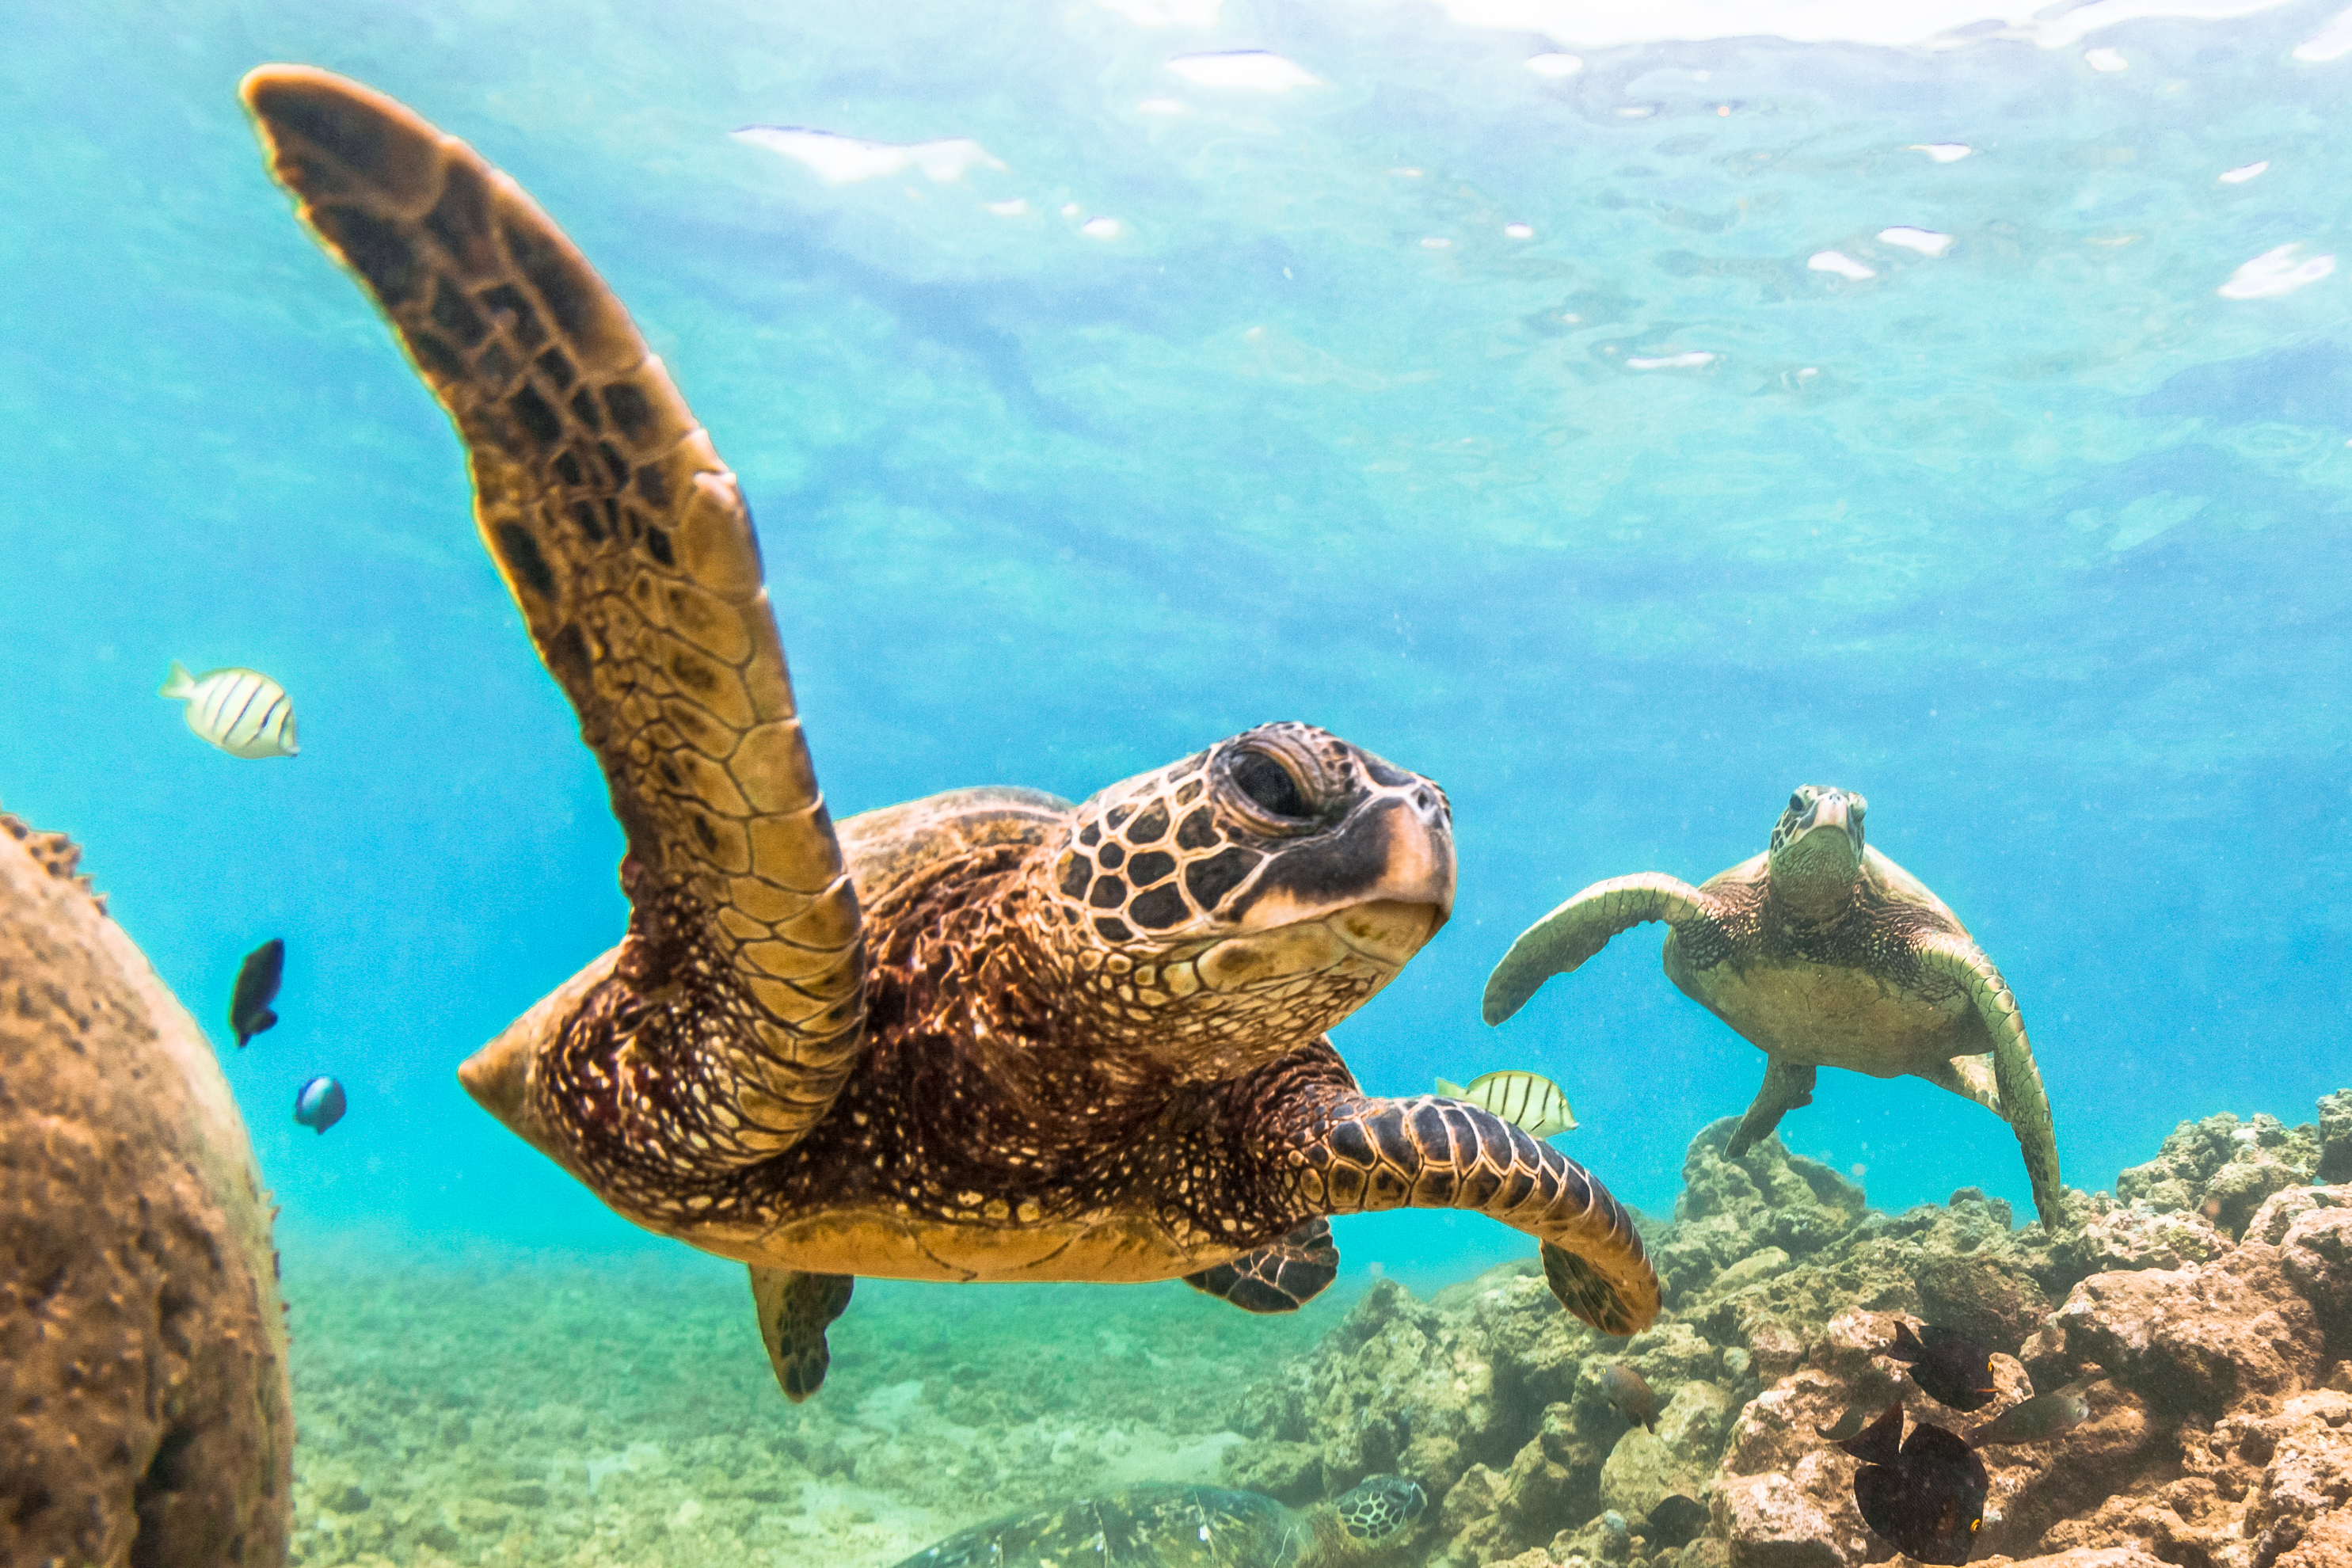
[{"left": 4, "top": 0, "right": 2350, "bottom": 1561}]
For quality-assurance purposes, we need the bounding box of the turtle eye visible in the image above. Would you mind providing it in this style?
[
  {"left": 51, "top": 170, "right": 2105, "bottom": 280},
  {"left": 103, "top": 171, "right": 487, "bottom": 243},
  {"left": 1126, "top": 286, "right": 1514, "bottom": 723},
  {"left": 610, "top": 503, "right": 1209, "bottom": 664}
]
[
  {"left": 1789, "top": 791, "right": 1806, "bottom": 813},
  {"left": 1230, "top": 748, "right": 1311, "bottom": 820}
]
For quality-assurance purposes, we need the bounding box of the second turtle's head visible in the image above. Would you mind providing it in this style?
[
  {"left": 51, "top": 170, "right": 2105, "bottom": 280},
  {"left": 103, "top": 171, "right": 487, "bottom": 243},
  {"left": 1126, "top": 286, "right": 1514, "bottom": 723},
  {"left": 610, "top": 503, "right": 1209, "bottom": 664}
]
[
  {"left": 1036, "top": 721, "right": 1454, "bottom": 1077},
  {"left": 1768, "top": 785, "right": 1867, "bottom": 919},
  {"left": 1330, "top": 1474, "right": 1429, "bottom": 1543}
]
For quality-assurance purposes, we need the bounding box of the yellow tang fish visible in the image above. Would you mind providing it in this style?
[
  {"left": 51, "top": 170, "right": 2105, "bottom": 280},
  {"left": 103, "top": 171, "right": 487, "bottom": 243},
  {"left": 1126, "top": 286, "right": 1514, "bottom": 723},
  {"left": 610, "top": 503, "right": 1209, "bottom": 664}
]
[
  {"left": 1434, "top": 1070, "right": 1577, "bottom": 1139},
  {"left": 159, "top": 660, "right": 299, "bottom": 759}
]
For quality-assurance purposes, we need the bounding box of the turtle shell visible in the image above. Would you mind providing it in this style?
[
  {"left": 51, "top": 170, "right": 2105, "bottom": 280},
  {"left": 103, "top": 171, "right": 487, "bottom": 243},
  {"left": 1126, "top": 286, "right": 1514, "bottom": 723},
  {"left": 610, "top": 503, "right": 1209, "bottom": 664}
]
[
  {"left": 836, "top": 786, "right": 1071, "bottom": 911},
  {"left": 893, "top": 1484, "right": 1309, "bottom": 1568}
]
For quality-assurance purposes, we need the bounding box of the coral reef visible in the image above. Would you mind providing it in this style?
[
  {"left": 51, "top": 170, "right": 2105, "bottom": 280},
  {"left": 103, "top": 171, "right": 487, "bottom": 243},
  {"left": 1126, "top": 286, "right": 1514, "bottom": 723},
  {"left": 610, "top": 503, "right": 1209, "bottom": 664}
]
[
  {"left": 0, "top": 816, "right": 292, "bottom": 1566},
  {"left": 1223, "top": 1100, "right": 2352, "bottom": 1568}
]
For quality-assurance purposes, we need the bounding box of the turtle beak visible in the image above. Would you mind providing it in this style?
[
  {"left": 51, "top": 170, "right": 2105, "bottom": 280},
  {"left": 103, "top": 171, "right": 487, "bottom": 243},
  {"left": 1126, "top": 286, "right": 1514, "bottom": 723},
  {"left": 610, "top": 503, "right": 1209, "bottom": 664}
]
[{"left": 1807, "top": 794, "right": 1850, "bottom": 834}]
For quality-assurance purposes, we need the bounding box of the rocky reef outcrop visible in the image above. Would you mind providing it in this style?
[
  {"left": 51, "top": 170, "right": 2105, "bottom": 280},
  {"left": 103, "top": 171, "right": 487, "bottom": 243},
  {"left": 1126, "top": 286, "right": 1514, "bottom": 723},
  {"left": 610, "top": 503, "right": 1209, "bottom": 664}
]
[
  {"left": 1223, "top": 1098, "right": 2352, "bottom": 1568},
  {"left": 0, "top": 813, "right": 293, "bottom": 1566}
]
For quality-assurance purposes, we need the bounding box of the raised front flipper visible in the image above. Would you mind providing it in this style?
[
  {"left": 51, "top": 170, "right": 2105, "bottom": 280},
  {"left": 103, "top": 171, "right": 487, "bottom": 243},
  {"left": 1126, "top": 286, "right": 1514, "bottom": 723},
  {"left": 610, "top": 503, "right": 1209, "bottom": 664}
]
[
  {"left": 1184, "top": 1218, "right": 1338, "bottom": 1312},
  {"left": 752, "top": 1268, "right": 854, "bottom": 1402},
  {"left": 244, "top": 68, "right": 866, "bottom": 1172},
  {"left": 1285, "top": 1094, "right": 1660, "bottom": 1335},
  {"left": 1725, "top": 1060, "right": 1817, "bottom": 1158},
  {"left": 1484, "top": 873, "right": 1715, "bottom": 1026},
  {"left": 1916, "top": 938, "right": 2067, "bottom": 1231}
]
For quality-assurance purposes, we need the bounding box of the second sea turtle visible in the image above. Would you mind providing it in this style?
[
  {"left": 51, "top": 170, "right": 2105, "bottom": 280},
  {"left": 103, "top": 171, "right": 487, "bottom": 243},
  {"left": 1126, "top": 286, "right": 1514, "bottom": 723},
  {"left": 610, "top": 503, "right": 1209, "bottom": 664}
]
[
  {"left": 1483, "top": 786, "right": 2063, "bottom": 1229},
  {"left": 894, "top": 1474, "right": 1428, "bottom": 1568}
]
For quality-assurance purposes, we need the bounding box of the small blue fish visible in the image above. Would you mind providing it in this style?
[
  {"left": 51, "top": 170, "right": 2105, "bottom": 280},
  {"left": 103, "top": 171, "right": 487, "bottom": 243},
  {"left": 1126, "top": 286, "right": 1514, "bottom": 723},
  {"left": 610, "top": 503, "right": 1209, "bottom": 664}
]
[{"left": 294, "top": 1075, "right": 346, "bottom": 1134}]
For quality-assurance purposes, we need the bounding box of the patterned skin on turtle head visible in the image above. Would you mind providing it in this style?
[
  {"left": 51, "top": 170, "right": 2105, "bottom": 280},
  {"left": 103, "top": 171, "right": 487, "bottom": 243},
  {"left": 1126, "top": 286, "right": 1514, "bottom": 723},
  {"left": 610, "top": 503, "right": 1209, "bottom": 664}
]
[
  {"left": 1766, "top": 785, "right": 1867, "bottom": 922},
  {"left": 1332, "top": 1475, "right": 1426, "bottom": 1543},
  {"left": 1037, "top": 722, "right": 1455, "bottom": 1079}
]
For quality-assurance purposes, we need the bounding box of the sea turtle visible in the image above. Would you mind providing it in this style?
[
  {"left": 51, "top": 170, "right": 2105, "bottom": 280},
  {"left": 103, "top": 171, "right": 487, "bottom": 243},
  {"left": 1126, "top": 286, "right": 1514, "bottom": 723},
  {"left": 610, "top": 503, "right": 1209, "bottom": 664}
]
[
  {"left": 239, "top": 65, "right": 1661, "bottom": 1399},
  {"left": 893, "top": 1474, "right": 1427, "bottom": 1568},
  {"left": 1482, "top": 786, "right": 2064, "bottom": 1230}
]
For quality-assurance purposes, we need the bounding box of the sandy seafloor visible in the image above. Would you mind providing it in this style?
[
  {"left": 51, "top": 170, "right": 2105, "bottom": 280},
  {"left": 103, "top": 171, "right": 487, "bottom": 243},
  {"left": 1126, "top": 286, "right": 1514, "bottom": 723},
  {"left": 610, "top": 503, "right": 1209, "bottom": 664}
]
[{"left": 282, "top": 1245, "right": 1338, "bottom": 1567}]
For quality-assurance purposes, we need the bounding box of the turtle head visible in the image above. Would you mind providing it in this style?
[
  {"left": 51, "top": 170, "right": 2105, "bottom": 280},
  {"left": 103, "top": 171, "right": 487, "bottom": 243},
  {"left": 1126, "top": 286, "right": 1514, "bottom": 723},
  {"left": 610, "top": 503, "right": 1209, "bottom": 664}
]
[
  {"left": 1767, "top": 785, "right": 1867, "bottom": 921},
  {"left": 1037, "top": 721, "right": 1453, "bottom": 1079},
  {"left": 1329, "top": 1475, "right": 1428, "bottom": 1545}
]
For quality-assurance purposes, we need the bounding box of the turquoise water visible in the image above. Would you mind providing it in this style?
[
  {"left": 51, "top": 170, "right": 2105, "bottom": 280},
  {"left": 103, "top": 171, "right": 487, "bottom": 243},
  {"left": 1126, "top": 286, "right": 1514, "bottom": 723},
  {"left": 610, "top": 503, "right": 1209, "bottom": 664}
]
[{"left": 6, "top": 0, "right": 2351, "bottom": 1383}]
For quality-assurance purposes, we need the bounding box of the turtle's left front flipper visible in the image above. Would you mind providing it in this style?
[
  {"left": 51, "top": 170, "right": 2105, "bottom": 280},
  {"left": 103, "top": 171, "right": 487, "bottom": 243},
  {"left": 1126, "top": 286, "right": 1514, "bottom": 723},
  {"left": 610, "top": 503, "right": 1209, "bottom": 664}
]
[
  {"left": 1484, "top": 873, "right": 1716, "bottom": 1026},
  {"left": 752, "top": 1268, "right": 854, "bottom": 1402},
  {"left": 1278, "top": 1091, "right": 1660, "bottom": 1335},
  {"left": 1916, "top": 938, "right": 2066, "bottom": 1231},
  {"left": 243, "top": 68, "right": 869, "bottom": 1182},
  {"left": 1185, "top": 1218, "right": 1338, "bottom": 1312}
]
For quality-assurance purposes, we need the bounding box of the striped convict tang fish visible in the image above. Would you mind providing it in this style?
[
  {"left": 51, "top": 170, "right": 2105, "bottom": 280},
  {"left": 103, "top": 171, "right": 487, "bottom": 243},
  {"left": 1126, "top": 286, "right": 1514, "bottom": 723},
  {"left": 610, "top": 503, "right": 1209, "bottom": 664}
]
[
  {"left": 1434, "top": 1070, "right": 1577, "bottom": 1138},
  {"left": 159, "top": 660, "right": 299, "bottom": 759}
]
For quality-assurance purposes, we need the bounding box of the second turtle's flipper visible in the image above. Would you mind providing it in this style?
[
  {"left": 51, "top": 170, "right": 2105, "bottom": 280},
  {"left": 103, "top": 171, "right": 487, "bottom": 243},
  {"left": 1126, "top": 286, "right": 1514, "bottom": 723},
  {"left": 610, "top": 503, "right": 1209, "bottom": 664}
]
[
  {"left": 1725, "top": 1060, "right": 1817, "bottom": 1158},
  {"left": 1285, "top": 1093, "right": 1660, "bottom": 1336},
  {"left": 1483, "top": 873, "right": 1714, "bottom": 1025},
  {"left": 245, "top": 67, "right": 868, "bottom": 1172},
  {"left": 751, "top": 1268, "right": 854, "bottom": 1403},
  {"left": 1184, "top": 1218, "right": 1338, "bottom": 1313},
  {"left": 1918, "top": 939, "right": 2067, "bottom": 1232}
]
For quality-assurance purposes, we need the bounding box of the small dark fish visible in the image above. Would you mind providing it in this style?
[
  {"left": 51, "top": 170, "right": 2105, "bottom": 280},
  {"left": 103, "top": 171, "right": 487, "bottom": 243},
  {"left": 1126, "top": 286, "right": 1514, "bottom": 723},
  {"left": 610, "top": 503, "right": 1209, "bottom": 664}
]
[
  {"left": 1816, "top": 1406, "right": 1872, "bottom": 1442},
  {"left": 1646, "top": 1494, "right": 1709, "bottom": 1549},
  {"left": 1883, "top": 1320, "right": 1998, "bottom": 1412},
  {"left": 1840, "top": 1402, "right": 1988, "bottom": 1566},
  {"left": 1600, "top": 1363, "right": 1656, "bottom": 1429},
  {"left": 294, "top": 1075, "right": 345, "bottom": 1134},
  {"left": 229, "top": 938, "right": 285, "bottom": 1047},
  {"left": 1970, "top": 1388, "right": 2090, "bottom": 1447}
]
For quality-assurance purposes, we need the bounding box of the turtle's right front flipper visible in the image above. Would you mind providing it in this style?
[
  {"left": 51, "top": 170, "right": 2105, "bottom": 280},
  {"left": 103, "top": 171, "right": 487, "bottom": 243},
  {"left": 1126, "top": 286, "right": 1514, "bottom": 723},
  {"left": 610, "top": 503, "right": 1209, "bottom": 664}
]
[
  {"left": 1483, "top": 873, "right": 1714, "bottom": 1025},
  {"left": 243, "top": 68, "right": 866, "bottom": 1186},
  {"left": 1281, "top": 1091, "right": 1661, "bottom": 1335}
]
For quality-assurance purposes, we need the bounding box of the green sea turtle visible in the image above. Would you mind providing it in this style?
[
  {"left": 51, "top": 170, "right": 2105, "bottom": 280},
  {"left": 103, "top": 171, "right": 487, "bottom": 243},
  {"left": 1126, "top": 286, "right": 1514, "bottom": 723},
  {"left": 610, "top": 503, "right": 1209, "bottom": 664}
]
[
  {"left": 1482, "top": 786, "right": 2064, "bottom": 1230},
  {"left": 894, "top": 1475, "right": 1427, "bottom": 1568},
  {"left": 239, "top": 65, "right": 1661, "bottom": 1400}
]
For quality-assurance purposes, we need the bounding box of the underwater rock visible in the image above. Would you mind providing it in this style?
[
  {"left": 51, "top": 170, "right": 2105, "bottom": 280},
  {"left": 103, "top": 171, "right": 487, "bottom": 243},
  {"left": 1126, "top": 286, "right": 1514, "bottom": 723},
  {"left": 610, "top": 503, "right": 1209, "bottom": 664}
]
[
  {"left": 2115, "top": 1111, "right": 2322, "bottom": 1238},
  {"left": 1652, "top": 1121, "right": 1868, "bottom": 1300},
  {"left": 1228, "top": 1093, "right": 2352, "bottom": 1568},
  {"left": 0, "top": 816, "right": 291, "bottom": 1566},
  {"left": 2026, "top": 1246, "right": 2323, "bottom": 1418},
  {"left": 2317, "top": 1092, "right": 2352, "bottom": 1185},
  {"left": 1600, "top": 1382, "right": 1733, "bottom": 1520},
  {"left": 2048, "top": 1198, "right": 2232, "bottom": 1278}
]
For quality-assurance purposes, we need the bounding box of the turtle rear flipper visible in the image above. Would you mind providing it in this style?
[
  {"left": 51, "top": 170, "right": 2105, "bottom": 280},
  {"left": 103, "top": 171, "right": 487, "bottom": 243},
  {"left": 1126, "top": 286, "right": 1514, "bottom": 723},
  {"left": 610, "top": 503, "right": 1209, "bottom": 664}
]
[
  {"left": 1724, "top": 1060, "right": 1817, "bottom": 1158},
  {"left": 245, "top": 67, "right": 866, "bottom": 1170},
  {"left": 752, "top": 1268, "right": 854, "bottom": 1402},
  {"left": 1184, "top": 1217, "right": 1338, "bottom": 1312},
  {"left": 1482, "top": 873, "right": 1715, "bottom": 1024}
]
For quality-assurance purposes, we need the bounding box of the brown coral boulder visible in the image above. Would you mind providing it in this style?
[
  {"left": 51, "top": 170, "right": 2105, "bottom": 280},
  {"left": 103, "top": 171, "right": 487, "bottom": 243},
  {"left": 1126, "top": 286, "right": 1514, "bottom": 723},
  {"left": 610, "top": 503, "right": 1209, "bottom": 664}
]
[
  {"left": 0, "top": 820, "right": 291, "bottom": 1566},
  {"left": 2025, "top": 1247, "right": 2323, "bottom": 1418}
]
